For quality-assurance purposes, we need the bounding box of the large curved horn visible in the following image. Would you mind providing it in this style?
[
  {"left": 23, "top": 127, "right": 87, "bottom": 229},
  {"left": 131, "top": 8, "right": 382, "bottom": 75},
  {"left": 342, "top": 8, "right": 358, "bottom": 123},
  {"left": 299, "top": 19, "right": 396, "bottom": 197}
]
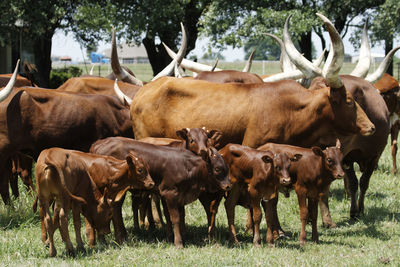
[
  {"left": 174, "top": 62, "right": 184, "bottom": 78},
  {"left": 314, "top": 48, "right": 326, "bottom": 68},
  {"left": 365, "top": 46, "right": 400, "bottom": 83},
  {"left": 89, "top": 65, "right": 95, "bottom": 75},
  {"left": 0, "top": 60, "right": 19, "bottom": 102},
  {"left": 152, "top": 22, "right": 188, "bottom": 81},
  {"left": 211, "top": 58, "right": 219, "bottom": 72},
  {"left": 114, "top": 79, "right": 132, "bottom": 106},
  {"left": 242, "top": 48, "right": 256, "bottom": 72},
  {"left": 350, "top": 21, "right": 371, "bottom": 78},
  {"left": 163, "top": 43, "right": 223, "bottom": 72},
  {"left": 265, "top": 33, "right": 298, "bottom": 73},
  {"left": 263, "top": 69, "right": 305, "bottom": 82},
  {"left": 283, "top": 15, "right": 322, "bottom": 79},
  {"left": 317, "top": 13, "right": 344, "bottom": 89},
  {"left": 111, "top": 28, "right": 144, "bottom": 86}
]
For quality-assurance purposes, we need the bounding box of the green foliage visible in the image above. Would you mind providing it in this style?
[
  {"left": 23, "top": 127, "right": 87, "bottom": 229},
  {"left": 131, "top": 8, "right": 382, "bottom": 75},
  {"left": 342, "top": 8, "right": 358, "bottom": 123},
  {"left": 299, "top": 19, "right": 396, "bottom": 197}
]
[{"left": 49, "top": 66, "right": 82, "bottom": 89}]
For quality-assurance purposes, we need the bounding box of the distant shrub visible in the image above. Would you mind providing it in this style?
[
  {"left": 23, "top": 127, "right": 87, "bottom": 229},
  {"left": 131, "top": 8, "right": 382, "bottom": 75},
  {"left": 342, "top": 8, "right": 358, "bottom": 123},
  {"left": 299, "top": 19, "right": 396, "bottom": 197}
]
[{"left": 49, "top": 66, "right": 82, "bottom": 89}]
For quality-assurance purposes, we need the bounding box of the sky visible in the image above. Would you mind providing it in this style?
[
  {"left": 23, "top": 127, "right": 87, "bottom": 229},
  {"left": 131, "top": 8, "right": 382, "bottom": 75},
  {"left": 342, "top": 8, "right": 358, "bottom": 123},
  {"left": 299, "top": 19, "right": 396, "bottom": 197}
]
[{"left": 51, "top": 27, "right": 394, "bottom": 63}]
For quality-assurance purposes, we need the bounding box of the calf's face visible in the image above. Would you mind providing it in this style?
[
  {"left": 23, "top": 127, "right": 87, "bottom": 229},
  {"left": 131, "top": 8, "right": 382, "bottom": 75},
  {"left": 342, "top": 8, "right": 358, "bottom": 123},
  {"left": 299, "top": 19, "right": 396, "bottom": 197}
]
[
  {"left": 207, "top": 147, "right": 231, "bottom": 191},
  {"left": 126, "top": 151, "right": 155, "bottom": 189},
  {"left": 94, "top": 189, "right": 114, "bottom": 235},
  {"left": 272, "top": 152, "right": 302, "bottom": 186},
  {"left": 176, "top": 127, "right": 223, "bottom": 157},
  {"left": 312, "top": 140, "right": 344, "bottom": 179}
]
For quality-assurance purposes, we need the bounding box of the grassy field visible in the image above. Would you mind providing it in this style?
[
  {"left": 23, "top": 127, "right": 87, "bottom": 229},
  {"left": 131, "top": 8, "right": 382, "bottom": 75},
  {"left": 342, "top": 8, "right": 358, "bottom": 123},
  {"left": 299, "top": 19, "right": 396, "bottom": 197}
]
[
  {"left": 0, "top": 140, "right": 399, "bottom": 266},
  {"left": 61, "top": 60, "right": 400, "bottom": 83}
]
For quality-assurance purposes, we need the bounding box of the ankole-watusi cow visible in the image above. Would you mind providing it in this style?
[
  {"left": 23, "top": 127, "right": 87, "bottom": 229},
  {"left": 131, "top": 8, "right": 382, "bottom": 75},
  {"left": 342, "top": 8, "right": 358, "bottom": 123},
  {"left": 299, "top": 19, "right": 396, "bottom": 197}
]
[{"left": 0, "top": 61, "right": 133, "bottom": 204}]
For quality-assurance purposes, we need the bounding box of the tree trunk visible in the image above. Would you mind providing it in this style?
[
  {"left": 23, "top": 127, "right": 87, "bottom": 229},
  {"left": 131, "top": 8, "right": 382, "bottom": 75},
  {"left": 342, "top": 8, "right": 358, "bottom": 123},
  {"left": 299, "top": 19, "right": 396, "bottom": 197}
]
[
  {"left": 298, "top": 31, "right": 312, "bottom": 60},
  {"left": 385, "top": 37, "right": 393, "bottom": 76},
  {"left": 142, "top": 37, "right": 171, "bottom": 78},
  {"left": 33, "top": 33, "right": 53, "bottom": 88}
]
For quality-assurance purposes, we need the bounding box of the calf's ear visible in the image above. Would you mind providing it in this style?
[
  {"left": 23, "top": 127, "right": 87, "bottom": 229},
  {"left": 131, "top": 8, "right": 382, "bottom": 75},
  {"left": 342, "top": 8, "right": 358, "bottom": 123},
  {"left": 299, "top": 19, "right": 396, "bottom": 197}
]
[
  {"left": 312, "top": 147, "right": 324, "bottom": 157},
  {"left": 291, "top": 154, "right": 302, "bottom": 162},
  {"left": 114, "top": 186, "right": 131, "bottom": 203},
  {"left": 126, "top": 152, "right": 138, "bottom": 167},
  {"left": 336, "top": 138, "right": 341, "bottom": 149},
  {"left": 176, "top": 128, "right": 189, "bottom": 140}
]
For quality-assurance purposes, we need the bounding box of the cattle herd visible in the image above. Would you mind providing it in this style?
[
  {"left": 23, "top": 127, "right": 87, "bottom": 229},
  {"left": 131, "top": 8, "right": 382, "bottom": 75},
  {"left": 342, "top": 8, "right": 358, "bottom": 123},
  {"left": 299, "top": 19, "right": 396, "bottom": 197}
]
[{"left": 0, "top": 13, "right": 399, "bottom": 257}]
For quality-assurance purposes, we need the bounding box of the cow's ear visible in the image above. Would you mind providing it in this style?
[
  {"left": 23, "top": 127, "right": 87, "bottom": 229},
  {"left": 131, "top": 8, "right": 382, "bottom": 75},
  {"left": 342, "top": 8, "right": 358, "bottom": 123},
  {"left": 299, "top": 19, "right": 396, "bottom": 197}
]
[
  {"left": 312, "top": 147, "right": 324, "bottom": 157},
  {"left": 291, "top": 154, "right": 302, "bottom": 162},
  {"left": 336, "top": 138, "right": 341, "bottom": 149},
  {"left": 126, "top": 152, "right": 138, "bottom": 167},
  {"left": 207, "top": 130, "right": 223, "bottom": 148},
  {"left": 176, "top": 128, "right": 189, "bottom": 140},
  {"left": 114, "top": 186, "right": 131, "bottom": 203}
]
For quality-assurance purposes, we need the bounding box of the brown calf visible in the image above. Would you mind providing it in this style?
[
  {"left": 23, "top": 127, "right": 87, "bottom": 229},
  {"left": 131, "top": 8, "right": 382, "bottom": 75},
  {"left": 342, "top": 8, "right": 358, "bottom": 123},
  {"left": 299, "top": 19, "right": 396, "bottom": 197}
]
[
  {"left": 90, "top": 137, "right": 231, "bottom": 248},
  {"left": 35, "top": 148, "right": 154, "bottom": 257},
  {"left": 258, "top": 141, "right": 344, "bottom": 246},
  {"left": 199, "top": 144, "right": 301, "bottom": 246}
]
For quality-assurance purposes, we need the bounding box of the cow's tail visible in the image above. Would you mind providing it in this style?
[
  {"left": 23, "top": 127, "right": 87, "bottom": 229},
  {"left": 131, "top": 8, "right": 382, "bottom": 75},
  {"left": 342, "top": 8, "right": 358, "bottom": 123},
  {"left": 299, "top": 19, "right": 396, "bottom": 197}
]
[{"left": 44, "top": 159, "right": 87, "bottom": 205}]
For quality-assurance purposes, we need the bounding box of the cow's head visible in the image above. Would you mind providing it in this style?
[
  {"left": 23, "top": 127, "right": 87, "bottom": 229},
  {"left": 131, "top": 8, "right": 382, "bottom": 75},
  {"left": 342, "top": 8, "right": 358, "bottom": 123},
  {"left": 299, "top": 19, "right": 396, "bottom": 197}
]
[
  {"left": 94, "top": 188, "right": 114, "bottom": 235},
  {"left": 271, "top": 152, "right": 302, "bottom": 186},
  {"left": 312, "top": 139, "right": 344, "bottom": 180},
  {"left": 206, "top": 147, "right": 231, "bottom": 192},
  {"left": 126, "top": 151, "right": 155, "bottom": 190},
  {"left": 176, "top": 127, "right": 223, "bottom": 158}
]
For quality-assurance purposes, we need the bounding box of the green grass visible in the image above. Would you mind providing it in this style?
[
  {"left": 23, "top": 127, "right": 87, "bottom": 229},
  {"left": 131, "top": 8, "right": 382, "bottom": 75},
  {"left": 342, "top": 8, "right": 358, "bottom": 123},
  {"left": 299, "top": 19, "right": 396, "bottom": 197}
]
[{"left": 1, "top": 140, "right": 400, "bottom": 266}]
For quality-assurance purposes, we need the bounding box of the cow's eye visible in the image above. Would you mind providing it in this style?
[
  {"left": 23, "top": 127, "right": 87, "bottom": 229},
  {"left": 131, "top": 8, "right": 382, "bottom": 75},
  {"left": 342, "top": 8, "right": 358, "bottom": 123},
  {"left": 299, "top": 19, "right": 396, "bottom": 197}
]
[
  {"left": 137, "top": 168, "right": 143, "bottom": 174},
  {"left": 327, "top": 158, "right": 333, "bottom": 164},
  {"left": 346, "top": 99, "right": 354, "bottom": 107},
  {"left": 275, "top": 166, "right": 281, "bottom": 171},
  {"left": 190, "top": 139, "right": 195, "bottom": 143},
  {"left": 215, "top": 167, "right": 221, "bottom": 173}
]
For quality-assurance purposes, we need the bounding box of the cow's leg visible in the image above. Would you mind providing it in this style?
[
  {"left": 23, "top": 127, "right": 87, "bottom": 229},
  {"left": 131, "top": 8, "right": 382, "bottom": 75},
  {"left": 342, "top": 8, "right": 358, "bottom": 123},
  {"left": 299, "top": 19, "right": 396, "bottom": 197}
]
[
  {"left": 261, "top": 195, "right": 285, "bottom": 239},
  {"left": 39, "top": 205, "right": 48, "bottom": 245},
  {"left": 166, "top": 201, "right": 183, "bottom": 248},
  {"left": 178, "top": 206, "right": 186, "bottom": 238},
  {"left": 161, "top": 198, "right": 173, "bottom": 241},
  {"left": 319, "top": 185, "right": 336, "bottom": 228},
  {"left": 58, "top": 202, "right": 74, "bottom": 257},
  {"left": 85, "top": 218, "right": 96, "bottom": 248},
  {"left": 199, "top": 192, "right": 223, "bottom": 239},
  {"left": 224, "top": 184, "right": 241, "bottom": 243},
  {"left": 150, "top": 194, "right": 164, "bottom": 228},
  {"left": 344, "top": 163, "right": 359, "bottom": 218},
  {"left": 250, "top": 195, "right": 263, "bottom": 247},
  {"left": 72, "top": 205, "right": 84, "bottom": 252},
  {"left": 358, "top": 158, "right": 376, "bottom": 215},
  {"left": 9, "top": 164, "right": 19, "bottom": 199},
  {"left": 391, "top": 123, "right": 399, "bottom": 174},
  {"left": 144, "top": 195, "right": 156, "bottom": 229},
  {"left": 309, "top": 198, "right": 319, "bottom": 243},
  {"left": 297, "top": 192, "right": 308, "bottom": 246},
  {"left": 42, "top": 201, "right": 57, "bottom": 257},
  {"left": 112, "top": 194, "right": 127, "bottom": 244},
  {"left": 0, "top": 163, "right": 11, "bottom": 204}
]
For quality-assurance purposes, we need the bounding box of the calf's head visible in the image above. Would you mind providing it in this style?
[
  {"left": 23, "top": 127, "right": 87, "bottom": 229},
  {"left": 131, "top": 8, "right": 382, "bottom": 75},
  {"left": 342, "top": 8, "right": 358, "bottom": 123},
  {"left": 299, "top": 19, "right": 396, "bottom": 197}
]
[
  {"left": 312, "top": 139, "right": 344, "bottom": 179},
  {"left": 272, "top": 152, "right": 302, "bottom": 186},
  {"left": 206, "top": 147, "right": 231, "bottom": 192},
  {"left": 176, "top": 127, "right": 222, "bottom": 157},
  {"left": 93, "top": 188, "right": 114, "bottom": 235},
  {"left": 126, "top": 151, "right": 155, "bottom": 190}
]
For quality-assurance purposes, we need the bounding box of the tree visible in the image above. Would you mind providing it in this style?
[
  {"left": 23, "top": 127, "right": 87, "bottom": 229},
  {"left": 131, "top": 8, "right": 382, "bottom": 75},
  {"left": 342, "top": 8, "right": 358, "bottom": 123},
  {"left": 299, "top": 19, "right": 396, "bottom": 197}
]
[
  {"left": 0, "top": 1, "right": 88, "bottom": 87},
  {"left": 244, "top": 38, "right": 281, "bottom": 61},
  {"left": 200, "top": 0, "right": 383, "bottom": 61},
  {"left": 73, "top": 0, "right": 213, "bottom": 76}
]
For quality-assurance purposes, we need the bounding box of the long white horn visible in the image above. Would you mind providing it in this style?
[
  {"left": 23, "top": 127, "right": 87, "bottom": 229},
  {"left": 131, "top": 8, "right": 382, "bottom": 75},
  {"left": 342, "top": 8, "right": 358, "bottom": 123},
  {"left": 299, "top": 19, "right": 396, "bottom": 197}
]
[
  {"left": 163, "top": 42, "right": 223, "bottom": 72},
  {"left": 366, "top": 46, "right": 400, "bottom": 83},
  {"left": 265, "top": 33, "right": 298, "bottom": 73},
  {"left": 89, "top": 65, "right": 95, "bottom": 75},
  {"left": 283, "top": 15, "right": 322, "bottom": 79},
  {"left": 111, "top": 28, "right": 144, "bottom": 86},
  {"left": 263, "top": 69, "right": 305, "bottom": 82},
  {"left": 0, "top": 60, "right": 19, "bottom": 102},
  {"left": 242, "top": 48, "right": 256, "bottom": 72},
  {"left": 174, "top": 62, "right": 183, "bottom": 78},
  {"left": 350, "top": 21, "right": 371, "bottom": 78},
  {"left": 152, "top": 22, "right": 188, "bottom": 81},
  {"left": 114, "top": 79, "right": 132, "bottom": 106},
  {"left": 211, "top": 58, "right": 219, "bottom": 72},
  {"left": 317, "top": 13, "right": 344, "bottom": 89},
  {"left": 313, "top": 48, "right": 326, "bottom": 68}
]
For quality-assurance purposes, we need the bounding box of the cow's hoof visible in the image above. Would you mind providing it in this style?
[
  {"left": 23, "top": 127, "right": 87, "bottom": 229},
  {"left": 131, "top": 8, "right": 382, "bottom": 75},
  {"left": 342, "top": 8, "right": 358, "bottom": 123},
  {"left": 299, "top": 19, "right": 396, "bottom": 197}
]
[{"left": 322, "top": 221, "right": 337, "bottom": 229}]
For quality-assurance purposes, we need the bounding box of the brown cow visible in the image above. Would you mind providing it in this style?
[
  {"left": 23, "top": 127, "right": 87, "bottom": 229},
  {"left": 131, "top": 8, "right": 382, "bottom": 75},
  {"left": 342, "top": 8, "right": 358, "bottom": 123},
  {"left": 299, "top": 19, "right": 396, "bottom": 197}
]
[
  {"left": 194, "top": 70, "right": 264, "bottom": 84},
  {"left": 0, "top": 72, "right": 133, "bottom": 204},
  {"left": 198, "top": 143, "right": 301, "bottom": 246},
  {"left": 374, "top": 73, "right": 400, "bottom": 173},
  {"left": 258, "top": 141, "right": 344, "bottom": 246},
  {"left": 0, "top": 74, "right": 33, "bottom": 87},
  {"left": 90, "top": 137, "right": 231, "bottom": 248},
  {"left": 35, "top": 148, "right": 153, "bottom": 256},
  {"left": 56, "top": 76, "right": 140, "bottom": 99}
]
